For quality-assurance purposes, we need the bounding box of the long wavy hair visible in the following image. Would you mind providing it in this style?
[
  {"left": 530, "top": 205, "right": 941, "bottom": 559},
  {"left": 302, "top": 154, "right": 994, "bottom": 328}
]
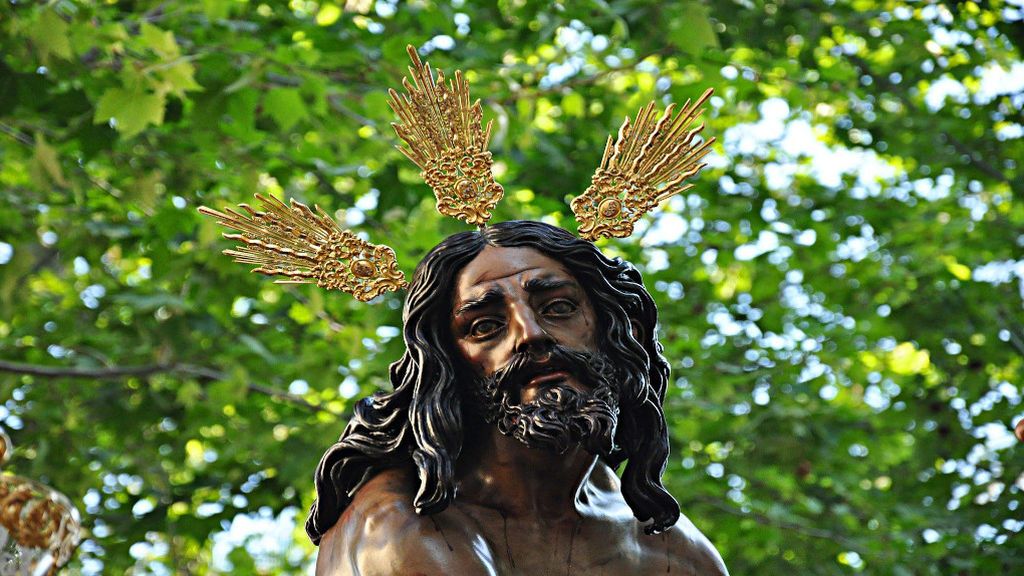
[{"left": 306, "top": 220, "right": 677, "bottom": 543}]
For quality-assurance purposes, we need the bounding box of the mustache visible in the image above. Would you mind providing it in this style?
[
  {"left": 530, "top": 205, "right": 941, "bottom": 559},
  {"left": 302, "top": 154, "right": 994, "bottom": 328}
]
[{"left": 481, "top": 344, "right": 618, "bottom": 401}]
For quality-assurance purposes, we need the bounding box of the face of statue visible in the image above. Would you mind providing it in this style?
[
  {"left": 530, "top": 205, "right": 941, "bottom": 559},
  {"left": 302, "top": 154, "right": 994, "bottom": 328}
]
[{"left": 450, "top": 246, "right": 620, "bottom": 454}]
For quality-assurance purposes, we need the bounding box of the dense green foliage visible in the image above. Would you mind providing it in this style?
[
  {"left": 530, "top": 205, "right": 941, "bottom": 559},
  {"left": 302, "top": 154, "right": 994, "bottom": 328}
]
[{"left": 1, "top": 0, "right": 1022, "bottom": 573}]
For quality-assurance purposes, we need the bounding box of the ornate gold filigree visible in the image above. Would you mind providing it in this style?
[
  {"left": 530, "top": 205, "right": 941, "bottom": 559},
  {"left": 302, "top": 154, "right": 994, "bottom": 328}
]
[
  {"left": 388, "top": 45, "right": 504, "bottom": 226},
  {"left": 198, "top": 194, "right": 407, "bottom": 302},
  {"left": 0, "top": 427, "right": 10, "bottom": 465},
  {"left": 571, "top": 88, "right": 716, "bottom": 241},
  {"left": 0, "top": 474, "right": 81, "bottom": 572},
  {"left": 1, "top": 427, "right": 81, "bottom": 575}
]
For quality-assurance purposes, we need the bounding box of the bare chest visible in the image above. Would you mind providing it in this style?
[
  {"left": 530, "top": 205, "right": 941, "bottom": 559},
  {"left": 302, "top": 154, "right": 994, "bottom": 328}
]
[{"left": 445, "top": 509, "right": 688, "bottom": 576}]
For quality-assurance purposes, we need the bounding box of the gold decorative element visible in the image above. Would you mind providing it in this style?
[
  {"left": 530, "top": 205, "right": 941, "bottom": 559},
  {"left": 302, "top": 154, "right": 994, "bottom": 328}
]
[
  {"left": 388, "top": 45, "right": 504, "bottom": 226},
  {"left": 0, "top": 475, "right": 82, "bottom": 573},
  {"left": 0, "top": 428, "right": 9, "bottom": 466},
  {"left": 0, "top": 427, "right": 82, "bottom": 575},
  {"left": 571, "top": 88, "right": 716, "bottom": 240},
  {"left": 198, "top": 194, "right": 407, "bottom": 302}
]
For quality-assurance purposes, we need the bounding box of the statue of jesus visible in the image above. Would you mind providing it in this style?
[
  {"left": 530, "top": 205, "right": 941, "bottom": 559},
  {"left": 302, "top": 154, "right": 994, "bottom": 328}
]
[{"left": 307, "top": 220, "right": 729, "bottom": 575}]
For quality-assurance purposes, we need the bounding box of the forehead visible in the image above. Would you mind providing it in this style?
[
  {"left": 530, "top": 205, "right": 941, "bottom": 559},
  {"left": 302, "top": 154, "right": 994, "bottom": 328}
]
[{"left": 454, "top": 246, "right": 579, "bottom": 301}]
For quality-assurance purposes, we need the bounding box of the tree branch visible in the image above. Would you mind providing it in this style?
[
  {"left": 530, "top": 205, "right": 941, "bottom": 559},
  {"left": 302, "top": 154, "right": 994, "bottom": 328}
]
[
  {"left": 327, "top": 94, "right": 378, "bottom": 127},
  {"left": 0, "top": 359, "right": 333, "bottom": 415},
  {"left": 0, "top": 359, "right": 174, "bottom": 379},
  {"left": 942, "top": 130, "right": 1013, "bottom": 185},
  {"left": 285, "top": 287, "right": 346, "bottom": 333},
  {"left": 0, "top": 122, "right": 33, "bottom": 146}
]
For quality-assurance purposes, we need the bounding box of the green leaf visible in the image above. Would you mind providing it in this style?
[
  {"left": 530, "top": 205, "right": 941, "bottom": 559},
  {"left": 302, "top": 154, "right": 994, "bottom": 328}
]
[
  {"left": 263, "top": 87, "right": 308, "bottom": 130},
  {"left": 94, "top": 86, "right": 166, "bottom": 138},
  {"left": 671, "top": 2, "right": 719, "bottom": 57},
  {"left": 561, "top": 92, "right": 585, "bottom": 117},
  {"left": 30, "top": 9, "right": 72, "bottom": 62},
  {"left": 139, "top": 23, "right": 180, "bottom": 59},
  {"left": 362, "top": 90, "right": 391, "bottom": 118},
  {"left": 30, "top": 133, "right": 67, "bottom": 188},
  {"left": 209, "top": 376, "right": 249, "bottom": 407},
  {"left": 288, "top": 302, "right": 315, "bottom": 325},
  {"left": 225, "top": 88, "right": 261, "bottom": 142},
  {"left": 201, "top": 0, "right": 233, "bottom": 20},
  {"left": 158, "top": 61, "right": 203, "bottom": 97},
  {"left": 316, "top": 4, "right": 343, "bottom": 27},
  {"left": 177, "top": 381, "right": 203, "bottom": 408},
  {"left": 239, "top": 334, "right": 276, "bottom": 363}
]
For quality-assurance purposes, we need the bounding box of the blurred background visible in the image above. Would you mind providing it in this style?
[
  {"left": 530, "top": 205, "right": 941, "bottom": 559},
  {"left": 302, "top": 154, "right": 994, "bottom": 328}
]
[{"left": 1, "top": 0, "right": 1022, "bottom": 574}]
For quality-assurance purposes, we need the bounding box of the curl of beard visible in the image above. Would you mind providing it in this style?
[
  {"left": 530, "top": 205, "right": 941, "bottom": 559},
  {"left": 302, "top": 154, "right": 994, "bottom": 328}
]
[
  {"left": 472, "top": 345, "right": 621, "bottom": 456},
  {"left": 498, "top": 381, "right": 618, "bottom": 455}
]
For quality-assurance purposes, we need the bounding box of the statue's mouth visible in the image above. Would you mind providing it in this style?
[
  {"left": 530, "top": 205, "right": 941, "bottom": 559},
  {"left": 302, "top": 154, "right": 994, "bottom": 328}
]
[
  {"left": 489, "top": 346, "right": 601, "bottom": 403},
  {"left": 515, "top": 358, "right": 573, "bottom": 392},
  {"left": 525, "top": 370, "right": 570, "bottom": 389}
]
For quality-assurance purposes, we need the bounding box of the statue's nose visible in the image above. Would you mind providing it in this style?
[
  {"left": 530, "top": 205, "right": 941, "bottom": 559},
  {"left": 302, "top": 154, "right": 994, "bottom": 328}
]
[{"left": 511, "top": 305, "right": 554, "bottom": 357}]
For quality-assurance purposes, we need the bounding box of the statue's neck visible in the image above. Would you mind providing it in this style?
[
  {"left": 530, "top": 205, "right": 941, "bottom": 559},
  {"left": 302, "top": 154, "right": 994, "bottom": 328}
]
[{"left": 454, "top": 425, "right": 597, "bottom": 521}]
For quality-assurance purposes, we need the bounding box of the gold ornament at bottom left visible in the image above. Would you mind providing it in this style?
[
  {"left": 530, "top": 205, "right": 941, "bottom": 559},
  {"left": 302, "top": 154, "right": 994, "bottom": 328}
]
[{"left": 0, "top": 427, "right": 82, "bottom": 576}]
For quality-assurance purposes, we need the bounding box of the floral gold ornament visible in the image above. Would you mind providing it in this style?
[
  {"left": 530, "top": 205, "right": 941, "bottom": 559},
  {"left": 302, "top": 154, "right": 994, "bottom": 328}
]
[
  {"left": 198, "top": 194, "right": 407, "bottom": 302},
  {"left": 571, "top": 88, "right": 716, "bottom": 240},
  {"left": 388, "top": 45, "right": 504, "bottom": 227},
  {"left": 0, "top": 427, "right": 82, "bottom": 576}
]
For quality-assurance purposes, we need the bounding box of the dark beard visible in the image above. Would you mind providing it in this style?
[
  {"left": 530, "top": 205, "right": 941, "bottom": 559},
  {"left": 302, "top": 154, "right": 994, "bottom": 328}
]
[{"left": 471, "top": 345, "right": 620, "bottom": 456}]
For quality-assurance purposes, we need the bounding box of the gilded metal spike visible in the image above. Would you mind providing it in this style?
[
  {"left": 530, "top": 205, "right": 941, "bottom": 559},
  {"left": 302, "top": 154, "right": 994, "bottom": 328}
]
[
  {"left": 199, "top": 194, "right": 407, "bottom": 302},
  {"left": 571, "top": 88, "right": 716, "bottom": 241},
  {"left": 388, "top": 45, "right": 504, "bottom": 226}
]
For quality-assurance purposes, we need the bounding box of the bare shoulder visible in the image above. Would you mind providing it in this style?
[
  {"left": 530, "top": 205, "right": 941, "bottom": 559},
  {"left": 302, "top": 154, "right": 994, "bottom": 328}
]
[
  {"left": 586, "top": 464, "right": 727, "bottom": 575},
  {"left": 657, "top": 513, "right": 729, "bottom": 576},
  {"left": 316, "top": 468, "right": 496, "bottom": 576}
]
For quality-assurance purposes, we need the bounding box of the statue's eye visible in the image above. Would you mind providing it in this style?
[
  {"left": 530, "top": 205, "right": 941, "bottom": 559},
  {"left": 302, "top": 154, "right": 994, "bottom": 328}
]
[
  {"left": 543, "top": 299, "right": 577, "bottom": 316},
  {"left": 469, "top": 318, "right": 502, "bottom": 338}
]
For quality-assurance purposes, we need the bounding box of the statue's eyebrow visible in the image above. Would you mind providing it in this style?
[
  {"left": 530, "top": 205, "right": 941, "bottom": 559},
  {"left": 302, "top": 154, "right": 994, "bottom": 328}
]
[
  {"left": 522, "top": 276, "right": 576, "bottom": 293},
  {"left": 453, "top": 288, "right": 506, "bottom": 317}
]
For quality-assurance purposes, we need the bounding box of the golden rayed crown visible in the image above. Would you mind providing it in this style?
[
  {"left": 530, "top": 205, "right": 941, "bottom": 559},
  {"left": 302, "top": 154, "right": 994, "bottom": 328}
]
[
  {"left": 200, "top": 46, "right": 715, "bottom": 301},
  {"left": 198, "top": 194, "right": 406, "bottom": 302},
  {"left": 388, "top": 45, "right": 504, "bottom": 227},
  {"left": 571, "top": 89, "right": 715, "bottom": 241}
]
